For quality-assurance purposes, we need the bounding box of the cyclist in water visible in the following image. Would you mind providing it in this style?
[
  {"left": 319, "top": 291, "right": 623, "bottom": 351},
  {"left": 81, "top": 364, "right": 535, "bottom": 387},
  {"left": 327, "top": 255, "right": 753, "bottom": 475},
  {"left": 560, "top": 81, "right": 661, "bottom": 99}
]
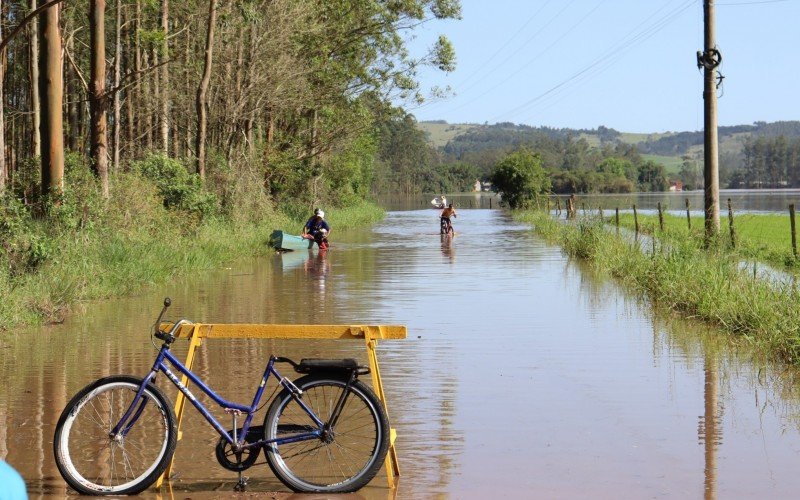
[
  {"left": 302, "top": 208, "right": 331, "bottom": 250},
  {"left": 440, "top": 203, "right": 457, "bottom": 234}
]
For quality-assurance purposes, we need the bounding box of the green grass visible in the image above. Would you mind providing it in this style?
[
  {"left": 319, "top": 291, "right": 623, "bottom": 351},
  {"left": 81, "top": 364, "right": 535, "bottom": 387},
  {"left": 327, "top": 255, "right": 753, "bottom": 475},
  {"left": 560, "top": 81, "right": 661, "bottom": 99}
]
[
  {"left": 617, "top": 131, "right": 675, "bottom": 145},
  {"left": 641, "top": 154, "right": 684, "bottom": 175},
  {"left": 0, "top": 182, "right": 383, "bottom": 330},
  {"left": 516, "top": 210, "right": 800, "bottom": 365},
  {"left": 612, "top": 212, "right": 799, "bottom": 271},
  {"left": 417, "top": 122, "right": 479, "bottom": 148}
]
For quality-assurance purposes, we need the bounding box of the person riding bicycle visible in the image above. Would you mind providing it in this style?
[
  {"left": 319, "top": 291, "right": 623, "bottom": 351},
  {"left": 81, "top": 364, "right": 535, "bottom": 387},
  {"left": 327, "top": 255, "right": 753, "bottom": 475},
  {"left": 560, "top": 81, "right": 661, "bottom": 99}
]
[
  {"left": 302, "top": 208, "right": 331, "bottom": 250},
  {"left": 440, "top": 203, "right": 456, "bottom": 233}
]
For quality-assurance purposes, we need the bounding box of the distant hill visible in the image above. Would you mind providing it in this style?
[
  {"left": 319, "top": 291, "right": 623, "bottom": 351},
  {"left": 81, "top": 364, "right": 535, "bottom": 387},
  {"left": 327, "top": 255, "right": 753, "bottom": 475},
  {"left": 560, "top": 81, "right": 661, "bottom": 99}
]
[
  {"left": 417, "top": 121, "right": 480, "bottom": 148},
  {"left": 417, "top": 119, "right": 800, "bottom": 174}
]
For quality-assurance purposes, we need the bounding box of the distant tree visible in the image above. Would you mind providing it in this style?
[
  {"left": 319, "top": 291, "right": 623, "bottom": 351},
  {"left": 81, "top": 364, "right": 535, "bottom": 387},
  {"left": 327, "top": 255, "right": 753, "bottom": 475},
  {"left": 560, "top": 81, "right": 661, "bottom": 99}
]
[
  {"left": 596, "top": 157, "right": 631, "bottom": 177},
  {"left": 490, "top": 149, "right": 550, "bottom": 209},
  {"left": 678, "top": 155, "right": 702, "bottom": 191},
  {"left": 376, "top": 112, "right": 433, "bottom": 194},
  {"left": 637, "top": 160, "right": 668, "bottom": 191}
]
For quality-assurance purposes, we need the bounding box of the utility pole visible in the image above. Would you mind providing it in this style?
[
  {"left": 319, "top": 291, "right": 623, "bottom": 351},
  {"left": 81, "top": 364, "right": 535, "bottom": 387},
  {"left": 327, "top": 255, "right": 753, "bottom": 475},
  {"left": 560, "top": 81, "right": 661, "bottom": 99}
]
[{"left": 698, "top": 0, "right": 721, "bottom": 242}]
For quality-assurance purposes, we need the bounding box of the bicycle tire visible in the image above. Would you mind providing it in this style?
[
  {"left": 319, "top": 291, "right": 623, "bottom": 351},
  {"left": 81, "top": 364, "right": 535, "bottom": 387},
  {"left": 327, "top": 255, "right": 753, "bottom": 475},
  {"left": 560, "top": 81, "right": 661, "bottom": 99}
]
[
  {"left": 53, "top": 375, "right": 177, "bottom": 495},
  {"left": 263, "top": 374, "right": 390, "bottom": 493}
]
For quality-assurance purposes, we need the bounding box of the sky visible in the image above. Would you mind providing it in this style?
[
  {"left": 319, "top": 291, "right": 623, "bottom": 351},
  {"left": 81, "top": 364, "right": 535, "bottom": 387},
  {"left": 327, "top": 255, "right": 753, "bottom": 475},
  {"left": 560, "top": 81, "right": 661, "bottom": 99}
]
[{"left": 404, "top": 0, "right": 800, "bottom": 133}]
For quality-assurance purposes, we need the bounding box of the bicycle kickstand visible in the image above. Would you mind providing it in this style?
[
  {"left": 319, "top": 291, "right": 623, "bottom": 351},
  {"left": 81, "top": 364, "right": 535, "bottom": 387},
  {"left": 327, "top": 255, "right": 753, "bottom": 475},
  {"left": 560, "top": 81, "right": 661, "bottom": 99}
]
[
  {"left": 234, "top": 472, "right": 249, "bottom": 492},
  {"left": 226, "top": 408, "right": 248, "bottom": 492}
]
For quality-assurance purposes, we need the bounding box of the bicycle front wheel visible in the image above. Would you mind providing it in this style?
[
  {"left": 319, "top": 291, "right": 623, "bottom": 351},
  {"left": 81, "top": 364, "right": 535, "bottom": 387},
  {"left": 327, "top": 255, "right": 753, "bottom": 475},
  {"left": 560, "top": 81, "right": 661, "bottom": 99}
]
[
  {"left": 53, "top": 375, "right": 177, "bottom": 495},
  {"left": 263, "top": 375, "right": 390, "bottom": 493}
]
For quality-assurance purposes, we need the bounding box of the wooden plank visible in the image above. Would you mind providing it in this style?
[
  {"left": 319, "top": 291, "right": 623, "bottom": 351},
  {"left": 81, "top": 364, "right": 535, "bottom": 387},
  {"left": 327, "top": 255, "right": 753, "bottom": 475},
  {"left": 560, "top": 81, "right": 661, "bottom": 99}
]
[{"left": 163, "top": 323, "right": 407, "bottom": 340}]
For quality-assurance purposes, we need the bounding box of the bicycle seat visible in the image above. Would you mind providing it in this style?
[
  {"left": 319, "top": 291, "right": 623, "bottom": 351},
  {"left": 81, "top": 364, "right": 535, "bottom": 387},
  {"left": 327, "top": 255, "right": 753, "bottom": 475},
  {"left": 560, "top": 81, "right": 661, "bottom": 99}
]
[{"left": 296, "top": 358, "right": 361, "bottom": 373}]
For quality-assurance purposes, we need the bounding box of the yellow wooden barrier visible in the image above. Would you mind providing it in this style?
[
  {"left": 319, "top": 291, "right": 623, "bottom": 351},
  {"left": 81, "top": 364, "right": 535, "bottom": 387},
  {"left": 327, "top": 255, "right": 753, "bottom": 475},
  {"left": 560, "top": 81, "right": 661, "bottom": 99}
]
[{"left": 155, "top": 322, "right": 406, "bottom": 491}]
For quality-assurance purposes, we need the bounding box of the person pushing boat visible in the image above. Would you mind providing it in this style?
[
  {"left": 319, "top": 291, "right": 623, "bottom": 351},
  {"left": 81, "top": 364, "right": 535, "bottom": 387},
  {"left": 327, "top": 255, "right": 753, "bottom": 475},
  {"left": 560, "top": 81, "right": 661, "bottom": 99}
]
[{"left": 302, "top": 208, "right": 331, "bottom": 250}]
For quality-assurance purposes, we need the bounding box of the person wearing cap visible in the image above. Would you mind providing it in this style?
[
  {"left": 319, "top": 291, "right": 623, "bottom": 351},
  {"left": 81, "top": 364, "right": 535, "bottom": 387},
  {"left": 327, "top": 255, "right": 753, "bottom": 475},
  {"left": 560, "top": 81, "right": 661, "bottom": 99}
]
[{"left": 302, "top": 208, "right": 331, "bottom": 250}]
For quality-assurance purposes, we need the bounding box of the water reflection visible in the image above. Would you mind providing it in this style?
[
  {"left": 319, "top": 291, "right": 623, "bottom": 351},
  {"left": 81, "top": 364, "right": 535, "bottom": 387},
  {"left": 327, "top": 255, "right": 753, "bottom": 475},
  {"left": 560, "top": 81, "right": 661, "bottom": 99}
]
[
  {"left": 701, "top": 355, "right": 720, "bottom": 500},
  {"left": 4, "top": 208, "right": 800, "bottom": 498},
  {"left": 440, "top": 234, "right": 455, "bottom": 263}
]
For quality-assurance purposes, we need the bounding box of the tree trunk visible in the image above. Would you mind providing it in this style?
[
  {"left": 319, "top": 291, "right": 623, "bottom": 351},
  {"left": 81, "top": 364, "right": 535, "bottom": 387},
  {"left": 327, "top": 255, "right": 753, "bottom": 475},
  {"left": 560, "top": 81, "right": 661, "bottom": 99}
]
[
  {"left": 195, "top": 0, "right": 217, "bottom": 179},
  {"left": 29, "top": 0, "right": 41, "bottom": 158},
  {"left": 133, "top": 0, "right": 141, "bottom": 155},
  {"left": 89, "top": 0, "right": 109, "bottom": 198},
  {"left": 112, "top": 0, "right": 121, "bottom": 168},
  {"left": 262, "top": 106, "right": 274, "bottom": 186},
  {"left": 66, "top": 35, "right": 78, "bottom": 151},
  {"left": 143, "top": 49, "right": 151, "bottom": 151},
  {"left": 39, "top": 1, "right": 64, "bottom": 200},
  {"left": 0, "top": 0, "right": 5, "bottom": 195},
  {"left": 160, "top": 0, "right": 169, "bottom": 153},
  {"left": 184, "top": 28, "right": 191, "bottom": 157}
]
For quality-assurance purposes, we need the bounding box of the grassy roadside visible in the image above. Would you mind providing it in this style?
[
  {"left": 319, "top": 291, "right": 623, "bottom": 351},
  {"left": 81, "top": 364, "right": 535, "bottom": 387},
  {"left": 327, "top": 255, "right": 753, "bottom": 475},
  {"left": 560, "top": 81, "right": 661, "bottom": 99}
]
[
  {"left": 613, "top": 212, "right": 799, "bottom": 271},
  {"left": 0, "top": 160, "right": 384, "bottom": 330},
  {"left": 516, "top": 210, "right": 800, "bottom": 365}
]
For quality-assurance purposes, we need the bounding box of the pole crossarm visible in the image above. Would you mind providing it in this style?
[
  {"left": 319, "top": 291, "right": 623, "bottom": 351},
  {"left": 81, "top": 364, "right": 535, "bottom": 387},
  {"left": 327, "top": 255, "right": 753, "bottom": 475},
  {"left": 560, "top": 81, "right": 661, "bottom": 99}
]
[{"left": 156, "top": 321, "right": 406, "bottom": 491}]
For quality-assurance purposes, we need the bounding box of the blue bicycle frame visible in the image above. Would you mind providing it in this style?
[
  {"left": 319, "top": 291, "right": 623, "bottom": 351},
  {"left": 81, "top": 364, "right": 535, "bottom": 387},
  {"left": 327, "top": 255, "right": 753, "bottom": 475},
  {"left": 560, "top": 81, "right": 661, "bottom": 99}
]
[{"left": 109, "top": 342, "right": 325, "bottom": 452}]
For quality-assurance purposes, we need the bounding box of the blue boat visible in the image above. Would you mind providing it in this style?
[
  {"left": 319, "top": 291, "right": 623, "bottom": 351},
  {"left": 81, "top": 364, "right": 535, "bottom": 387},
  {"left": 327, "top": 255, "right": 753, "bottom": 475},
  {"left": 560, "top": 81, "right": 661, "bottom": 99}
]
[{"left": 269, "top": 230, "right": 314, "bottom": 251}]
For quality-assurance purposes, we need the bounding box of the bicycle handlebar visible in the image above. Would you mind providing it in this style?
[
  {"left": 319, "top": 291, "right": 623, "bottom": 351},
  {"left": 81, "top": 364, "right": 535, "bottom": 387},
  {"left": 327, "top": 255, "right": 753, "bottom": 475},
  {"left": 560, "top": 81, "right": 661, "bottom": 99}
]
[
  {"left": 153, "top": 297, "right": 171, "bottom": 335},
  {"left": 152, "top": 298, "right": 193, "bottom": 344}
]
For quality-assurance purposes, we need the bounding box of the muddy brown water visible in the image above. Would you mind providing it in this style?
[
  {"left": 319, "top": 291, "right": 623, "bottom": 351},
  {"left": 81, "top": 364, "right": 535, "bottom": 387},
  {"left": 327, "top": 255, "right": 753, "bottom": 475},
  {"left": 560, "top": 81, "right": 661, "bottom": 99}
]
[{"left": 3, "top": 208, "right": 800, "bottom": 499}]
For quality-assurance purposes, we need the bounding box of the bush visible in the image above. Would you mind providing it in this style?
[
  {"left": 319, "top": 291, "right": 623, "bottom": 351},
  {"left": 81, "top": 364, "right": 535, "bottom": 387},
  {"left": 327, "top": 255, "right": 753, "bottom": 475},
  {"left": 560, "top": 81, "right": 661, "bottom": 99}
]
[
  {"left": 490, "top": 149, "right": 551, "bottom": 209},
  {"left": 133, "top": 154, "right": 219, "bottom": 219}
]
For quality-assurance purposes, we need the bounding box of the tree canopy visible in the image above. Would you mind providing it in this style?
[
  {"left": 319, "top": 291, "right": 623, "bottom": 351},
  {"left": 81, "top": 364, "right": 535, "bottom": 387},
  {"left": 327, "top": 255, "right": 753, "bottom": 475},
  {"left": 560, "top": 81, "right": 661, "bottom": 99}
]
[{"left": 489, "top": 149, "right": 550, "bottom": 209}]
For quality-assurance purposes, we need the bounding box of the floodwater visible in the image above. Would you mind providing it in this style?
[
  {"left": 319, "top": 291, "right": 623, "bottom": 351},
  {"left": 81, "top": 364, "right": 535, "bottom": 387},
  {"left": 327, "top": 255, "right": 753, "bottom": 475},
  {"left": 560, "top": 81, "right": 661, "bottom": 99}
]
[{"left": 4, "top": 208, "right": 800, "bottom": 499}]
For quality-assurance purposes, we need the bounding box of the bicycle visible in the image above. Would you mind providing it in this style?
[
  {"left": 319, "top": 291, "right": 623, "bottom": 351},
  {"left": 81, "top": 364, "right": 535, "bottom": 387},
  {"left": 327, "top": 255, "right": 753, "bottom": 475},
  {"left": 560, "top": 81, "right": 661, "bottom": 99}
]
[
  {"left": 440, "top": 216, "right": 454, "bottom": 235},
  {"left": 53, "top": 298, "right": 390, "bottom": 495}
]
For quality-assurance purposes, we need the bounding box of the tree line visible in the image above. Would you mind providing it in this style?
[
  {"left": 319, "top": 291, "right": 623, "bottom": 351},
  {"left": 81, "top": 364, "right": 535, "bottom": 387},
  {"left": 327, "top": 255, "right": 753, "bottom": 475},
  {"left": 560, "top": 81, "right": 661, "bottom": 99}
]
[
  {"left": 375, "top": 119, "right": 669, "bottom": 194},
  {"left": 729, "top": 135, "right": 800, "bottom": 188},
  {"left": 0, "top": 0, "right": 461, "bottom": 216}
]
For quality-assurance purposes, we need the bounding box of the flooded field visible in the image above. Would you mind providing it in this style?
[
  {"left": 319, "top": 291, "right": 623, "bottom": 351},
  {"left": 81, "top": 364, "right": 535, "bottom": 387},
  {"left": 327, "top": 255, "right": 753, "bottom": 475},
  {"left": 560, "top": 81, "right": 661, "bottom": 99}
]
[{"left": 3, "top": 208, "right": 800, "bottom": 498}]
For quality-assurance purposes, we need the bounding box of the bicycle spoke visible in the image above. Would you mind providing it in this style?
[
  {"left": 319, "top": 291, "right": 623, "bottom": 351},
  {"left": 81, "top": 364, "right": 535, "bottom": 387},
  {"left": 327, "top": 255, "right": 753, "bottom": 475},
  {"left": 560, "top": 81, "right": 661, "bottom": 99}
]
[
  {"left": 56, "top": 379, "right": 174, "bottom": 494},
  {"left": 265, "top": 377, "right": 387, "bottom": 492}
]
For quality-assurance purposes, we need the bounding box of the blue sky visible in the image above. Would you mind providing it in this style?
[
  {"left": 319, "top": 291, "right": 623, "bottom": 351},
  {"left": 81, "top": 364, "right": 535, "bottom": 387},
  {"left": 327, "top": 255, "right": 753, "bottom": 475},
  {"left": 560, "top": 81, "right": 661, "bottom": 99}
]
[{"left": 405, "top": 0, "right": 800, "bottom": 133}]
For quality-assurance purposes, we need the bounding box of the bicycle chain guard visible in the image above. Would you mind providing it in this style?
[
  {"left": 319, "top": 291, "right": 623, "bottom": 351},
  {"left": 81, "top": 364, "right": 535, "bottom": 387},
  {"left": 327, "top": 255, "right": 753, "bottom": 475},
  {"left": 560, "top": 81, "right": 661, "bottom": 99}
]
[{"left": 215, "top": 426, "right": 264, "bottom": 471}]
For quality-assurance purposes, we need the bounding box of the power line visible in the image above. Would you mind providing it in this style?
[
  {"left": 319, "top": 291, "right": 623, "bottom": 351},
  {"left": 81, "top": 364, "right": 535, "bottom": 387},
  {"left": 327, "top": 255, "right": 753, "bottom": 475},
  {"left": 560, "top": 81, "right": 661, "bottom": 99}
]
[
  {"left": 455, "top": 0, "right": 579, "bottom": 96},
  {"left": 519, "top": 2, "right": 695, "bottom": 119},
  {"left": 450, "top": 0, "right": 555, "bottom": 91},
  {"left": 435, "top": 0, "right": 604, "bottom": 116},
  {"left": 717, "top": 0, "right": 791, "bottom": 5},
  {"left": 414, "top": 0, "right": 577, "bottom": 114},
  {"left": 490, "top": 0, "right": 696, "bottom": 123}
]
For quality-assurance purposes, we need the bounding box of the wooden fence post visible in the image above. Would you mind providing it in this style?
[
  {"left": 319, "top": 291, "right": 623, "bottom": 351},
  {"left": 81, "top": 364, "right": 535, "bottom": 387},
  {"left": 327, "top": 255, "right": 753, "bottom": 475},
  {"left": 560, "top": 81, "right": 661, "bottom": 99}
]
[
  {"left": 685, "top": 198, "right": 691, "bottom": 230},
  {"left": 790, "top": 204, "right": 797, "bottom": 259},
  {"left": 633, "top": 204, "right": 639, "bottom": 234},
  {"left": 615, "top": 207, "right": 619, "bottom": 227},
  {"left": 727, "top": 198, "right": 736, "bottom": 248},
  {"left": 657, "top": 202, "right": 664, "bottom": 232},
  {"left": 598, "top": 206, "right": 604, "bottom": 220}
]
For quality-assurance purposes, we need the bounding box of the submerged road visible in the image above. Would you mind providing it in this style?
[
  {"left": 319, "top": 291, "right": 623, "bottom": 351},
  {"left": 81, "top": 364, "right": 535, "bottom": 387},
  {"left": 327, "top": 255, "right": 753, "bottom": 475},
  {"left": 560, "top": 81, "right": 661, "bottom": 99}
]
[{"left": 5, "top": 208, "right": 800, "bottom": 498}]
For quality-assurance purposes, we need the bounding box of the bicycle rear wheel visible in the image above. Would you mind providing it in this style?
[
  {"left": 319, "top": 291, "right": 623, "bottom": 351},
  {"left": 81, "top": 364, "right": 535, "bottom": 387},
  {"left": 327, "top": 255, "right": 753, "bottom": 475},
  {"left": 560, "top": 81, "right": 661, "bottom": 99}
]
[
  {"left": 263, "top": 375, "right": 389, "bottom": 493},
  {"left": 53, "top": 375, "right": 177, "bottom": 495}
]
